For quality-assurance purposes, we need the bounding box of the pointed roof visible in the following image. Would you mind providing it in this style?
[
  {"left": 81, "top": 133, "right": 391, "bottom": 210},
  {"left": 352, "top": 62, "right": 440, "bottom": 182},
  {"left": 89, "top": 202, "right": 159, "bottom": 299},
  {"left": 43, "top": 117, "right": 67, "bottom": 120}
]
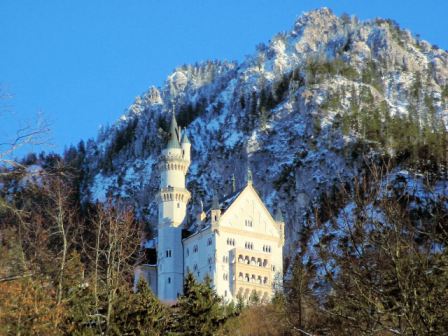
[
  {"left": 166, "top": 114, "right": 181, "bottom": 149},
  {"left": 211, "top": 193, "right": 220, "bottom": 210},
  {"left": 181, "top": 130, "right": 191, "bottom": 145},
  {"left": 247, "top": 167, "right": 253, "bottom": 185}
]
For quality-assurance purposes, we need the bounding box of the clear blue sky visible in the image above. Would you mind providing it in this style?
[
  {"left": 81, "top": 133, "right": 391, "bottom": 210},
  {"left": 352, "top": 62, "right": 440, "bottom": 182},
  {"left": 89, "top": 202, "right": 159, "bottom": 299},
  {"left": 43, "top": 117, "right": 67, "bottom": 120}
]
[{"left": 1, "top": 0, "right": 447, "bottom": 156}]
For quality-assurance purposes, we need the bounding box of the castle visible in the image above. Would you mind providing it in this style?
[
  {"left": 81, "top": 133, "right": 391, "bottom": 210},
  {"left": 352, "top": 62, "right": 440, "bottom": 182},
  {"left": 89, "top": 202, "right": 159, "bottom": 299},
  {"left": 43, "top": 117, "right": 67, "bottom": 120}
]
[{"left": 136, "top": 114, "right": 284, "bottom": 303}]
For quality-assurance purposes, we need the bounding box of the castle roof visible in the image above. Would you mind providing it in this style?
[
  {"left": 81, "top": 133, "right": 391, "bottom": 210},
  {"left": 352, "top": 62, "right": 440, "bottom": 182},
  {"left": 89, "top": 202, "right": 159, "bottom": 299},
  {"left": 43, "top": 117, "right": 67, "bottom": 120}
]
[
  {"left": 166, "top": 114, "right": 181, "bottom": 149},
  {"left": 181, "top": 130, "right": 191, "bottom": 144}
]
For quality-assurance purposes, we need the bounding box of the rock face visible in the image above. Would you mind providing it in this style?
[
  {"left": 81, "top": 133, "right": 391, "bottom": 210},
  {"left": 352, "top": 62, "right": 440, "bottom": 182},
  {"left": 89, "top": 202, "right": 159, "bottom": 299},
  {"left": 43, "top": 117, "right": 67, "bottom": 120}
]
[{"left": 81, "top": 8, "right": 448, "bottom": 255}]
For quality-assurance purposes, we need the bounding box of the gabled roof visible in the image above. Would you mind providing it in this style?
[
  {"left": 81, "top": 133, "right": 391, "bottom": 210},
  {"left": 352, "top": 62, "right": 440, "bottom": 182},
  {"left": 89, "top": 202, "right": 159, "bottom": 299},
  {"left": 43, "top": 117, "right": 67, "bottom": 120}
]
[{"left": 189, "top": 182, "right": 280, "bottom": 231}]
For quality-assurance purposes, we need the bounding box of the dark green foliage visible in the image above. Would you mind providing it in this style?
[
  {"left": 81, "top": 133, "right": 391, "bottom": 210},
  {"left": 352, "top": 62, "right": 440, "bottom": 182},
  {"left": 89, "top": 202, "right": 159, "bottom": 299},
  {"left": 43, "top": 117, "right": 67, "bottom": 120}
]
[
  {"left": 306, "top": 57, "right": 358, "bottom": 84},
  {"left": 177, "top": 98, "right": 208, "bottom": 127},
  {"left": 361, "top": 60, "right": 383, "bottom": 92},
  {"left": 321, "top": 91, "right": 341, "bottom": 111},
  {"left": 100, "top": 118, "right": 139, "bottom": 172},
  {"left": 110, "top": 280, "right": 168, "bottom": 335},
  {"left": 111, "top": 118, "right": 139, "bottom": 155},
  {"left": 410, "top": 72, "right": 422, "bottom": 102},
  {"left": 173, "top": 272, "right": 227, "bottom": 335},
  {"left": 442, "top": 84, "right": 448, "bottom": 101},
  {"left": 272, "top": 72, "right": 291, "bottom": 102}
]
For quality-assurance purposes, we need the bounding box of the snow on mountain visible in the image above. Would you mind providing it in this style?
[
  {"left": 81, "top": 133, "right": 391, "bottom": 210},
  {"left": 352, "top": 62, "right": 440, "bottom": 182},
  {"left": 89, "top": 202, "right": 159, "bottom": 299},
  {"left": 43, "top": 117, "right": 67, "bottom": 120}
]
[{"left": 80, "top": 8, "right": 448, "bottom": 253}]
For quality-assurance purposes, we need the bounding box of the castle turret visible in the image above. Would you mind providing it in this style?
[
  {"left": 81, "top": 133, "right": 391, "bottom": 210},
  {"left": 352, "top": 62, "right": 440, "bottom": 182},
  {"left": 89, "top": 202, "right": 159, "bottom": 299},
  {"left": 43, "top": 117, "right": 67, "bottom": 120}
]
[
  {"left": 211, "top": 193, "right": 221, "bottom": 231},
  {"left": 157, "top": 114, "right": 191, "bottom": 302},
  {"left": 181, "top": 129, "right": 191, "bottom": 162}
]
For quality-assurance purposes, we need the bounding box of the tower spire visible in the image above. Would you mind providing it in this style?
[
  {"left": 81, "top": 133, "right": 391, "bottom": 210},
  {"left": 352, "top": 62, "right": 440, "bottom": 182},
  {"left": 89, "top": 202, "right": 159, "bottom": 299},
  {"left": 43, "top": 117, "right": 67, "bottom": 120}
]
[
  {"left": 247, "top": 166, "right": 253, "bottom": 185},
  {"left": 212, "top": 193, "right": 220, "bottom": 210},
  {"left": 167, "top": 113, "right": 181, "bottom": 149}
]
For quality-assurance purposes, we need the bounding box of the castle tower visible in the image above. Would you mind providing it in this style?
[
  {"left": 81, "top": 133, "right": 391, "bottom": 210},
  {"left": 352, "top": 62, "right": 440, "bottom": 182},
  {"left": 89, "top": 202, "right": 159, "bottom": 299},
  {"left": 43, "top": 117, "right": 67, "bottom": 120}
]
[{"left": 157, "top": 114, "right": 191, "bottom": 301}]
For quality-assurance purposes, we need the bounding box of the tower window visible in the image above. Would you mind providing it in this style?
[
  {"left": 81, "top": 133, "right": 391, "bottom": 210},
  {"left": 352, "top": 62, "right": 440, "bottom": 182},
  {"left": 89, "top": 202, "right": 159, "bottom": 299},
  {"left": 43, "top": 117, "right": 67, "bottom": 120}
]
[
  {"left": 193, "top": 245, "right": 198, "bottom": 253},
  {"left": 245, "top": 219, "right": 253, "bottom": 227},
  {"left": 166, "top": 250, "right": 172, "bottom": 258},
  {"left": 207, "top": 237, "right": 212, "bottom": 246},
  {"left": 177, "top": 203, "right": 180, "bottom": 208},
  {"left": 168, "top": 277, "right": 171, "bottom": 284}
]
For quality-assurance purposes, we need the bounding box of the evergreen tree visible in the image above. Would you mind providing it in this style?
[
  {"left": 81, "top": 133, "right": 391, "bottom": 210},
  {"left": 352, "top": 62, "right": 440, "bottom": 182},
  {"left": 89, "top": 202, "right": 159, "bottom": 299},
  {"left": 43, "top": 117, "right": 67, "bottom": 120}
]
[
  {"left": 110, "top": 280, "right": 168, "bottom": 335},
  {"left": 174, "top": 272, "right": 226, "bottom": 335}
]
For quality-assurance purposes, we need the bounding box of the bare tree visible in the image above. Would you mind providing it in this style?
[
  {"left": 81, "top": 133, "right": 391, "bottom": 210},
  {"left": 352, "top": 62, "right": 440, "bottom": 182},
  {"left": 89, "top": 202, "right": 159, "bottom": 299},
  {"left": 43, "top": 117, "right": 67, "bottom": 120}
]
[
  {"left": 312, "top": 159, "right": 448, "bottom": 335},
  {"left": 87, "top": 202, "right": 141, "bottom": 334}
]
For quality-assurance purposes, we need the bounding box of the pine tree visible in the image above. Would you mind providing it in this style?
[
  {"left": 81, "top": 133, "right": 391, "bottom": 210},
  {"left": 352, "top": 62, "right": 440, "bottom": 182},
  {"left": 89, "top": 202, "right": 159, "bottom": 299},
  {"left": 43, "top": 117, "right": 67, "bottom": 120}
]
[
  {"left": 110, "top": 280, "right": 168, "bottom": 335},
  {"left": 174, "top": 273, "right": 226, "bottom": 335}
]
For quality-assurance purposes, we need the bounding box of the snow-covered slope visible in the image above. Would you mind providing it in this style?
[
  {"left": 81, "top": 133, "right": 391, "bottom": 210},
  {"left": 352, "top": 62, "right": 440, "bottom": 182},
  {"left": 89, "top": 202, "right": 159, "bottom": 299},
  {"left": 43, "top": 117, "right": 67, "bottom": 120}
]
[{"left": 80, "top": 8, "right": 448, "bottom": 254}]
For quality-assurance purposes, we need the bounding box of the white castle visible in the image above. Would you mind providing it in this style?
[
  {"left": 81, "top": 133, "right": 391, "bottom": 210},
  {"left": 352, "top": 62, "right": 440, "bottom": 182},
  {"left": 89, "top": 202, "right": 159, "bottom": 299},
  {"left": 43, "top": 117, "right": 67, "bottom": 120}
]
[{"left": 136, "top": 114, "right": 284, "bottom": 303}]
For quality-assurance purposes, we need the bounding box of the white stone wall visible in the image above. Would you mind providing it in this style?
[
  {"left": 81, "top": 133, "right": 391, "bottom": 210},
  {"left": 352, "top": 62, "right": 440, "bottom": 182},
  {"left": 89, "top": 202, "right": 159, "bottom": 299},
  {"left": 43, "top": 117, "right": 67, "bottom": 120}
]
[
  {"left": 158, "top": 199, "right": 188, "bottom": 227},
  {"left": 183, "top": 229, "right": 216, "bottom": 284},
  {"left": 182, "top": 186, "right": 284, "bottom": 302}
]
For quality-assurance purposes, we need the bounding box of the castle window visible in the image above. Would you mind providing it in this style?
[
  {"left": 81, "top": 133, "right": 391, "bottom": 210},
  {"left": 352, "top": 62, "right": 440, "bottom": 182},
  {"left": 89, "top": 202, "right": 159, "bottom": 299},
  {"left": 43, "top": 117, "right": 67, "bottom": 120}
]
[
  {"left": 193, "top": 245, "right": 198, "bottom": 253},
  {"left": 193, "top": 264, "right": 198, "bottom": 271},
  {"left": 166, "top": 250, "right": 172, "bottom": 258},
  {"left": 177, "top": 203, "right": 180, "bottom": 208},
  {"left": 245, "top": 219, "right": 253, "bottom": 227},
  {"left": 226, "top": 238, "right": 235, "bottom": 246},
  {"left": 263, "top": 245, "right": 272, "bottom": 253},
  {"left": 208, "top": 256, "right": 213, "bottom": 265},
  {"left": 223, "top": 273, "right": 228, "bottom": 280},
  {"left": 245, "top": 242, "right": 253, "bottom": 250},
  {"left": 207, "top": 237, "right": 212, "bottom": 246},
  {"left": 222, "top": 255, "right": 228, "bottom": 263},
  {"left": 168, "top": 277, "right": 171, "bottom": 284}
]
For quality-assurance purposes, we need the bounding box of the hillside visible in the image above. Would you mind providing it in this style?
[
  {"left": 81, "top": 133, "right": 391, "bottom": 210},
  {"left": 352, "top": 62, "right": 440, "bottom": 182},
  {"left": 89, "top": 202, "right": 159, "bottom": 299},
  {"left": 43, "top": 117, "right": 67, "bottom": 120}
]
[
  {"left": 1, "top": 8, "right": 448, "bottom": 335},
  {"left": 71, "top": 8, "right": 447, "bottom": 254}
]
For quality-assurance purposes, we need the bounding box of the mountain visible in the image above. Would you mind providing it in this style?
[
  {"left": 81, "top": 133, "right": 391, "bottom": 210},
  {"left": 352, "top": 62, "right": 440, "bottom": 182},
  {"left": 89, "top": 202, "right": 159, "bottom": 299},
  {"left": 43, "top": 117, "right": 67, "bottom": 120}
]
[{"left": 72, "top": 8, "right": 447, "bottom": 253}]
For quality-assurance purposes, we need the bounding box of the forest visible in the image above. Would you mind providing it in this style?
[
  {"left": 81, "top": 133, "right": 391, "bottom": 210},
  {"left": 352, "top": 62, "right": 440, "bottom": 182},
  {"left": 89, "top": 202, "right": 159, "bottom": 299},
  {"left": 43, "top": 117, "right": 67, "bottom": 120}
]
[{"left": 1, "top": 149, "right": 447, "bottom": 335}]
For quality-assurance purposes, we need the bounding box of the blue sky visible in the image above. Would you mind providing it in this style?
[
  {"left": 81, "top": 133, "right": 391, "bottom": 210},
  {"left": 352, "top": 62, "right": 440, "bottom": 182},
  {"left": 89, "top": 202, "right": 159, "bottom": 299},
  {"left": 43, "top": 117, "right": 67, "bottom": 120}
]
[{"left": 1, "top": 0, "right": 447, "bottom": 156}]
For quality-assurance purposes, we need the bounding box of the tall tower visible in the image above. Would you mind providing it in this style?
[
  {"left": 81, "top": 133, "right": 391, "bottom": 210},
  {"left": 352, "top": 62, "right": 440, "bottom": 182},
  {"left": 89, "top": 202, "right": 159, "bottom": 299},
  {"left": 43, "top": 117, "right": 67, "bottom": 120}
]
[{"left": 157, "top": 114, "right": 191, "bottom": 301}]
